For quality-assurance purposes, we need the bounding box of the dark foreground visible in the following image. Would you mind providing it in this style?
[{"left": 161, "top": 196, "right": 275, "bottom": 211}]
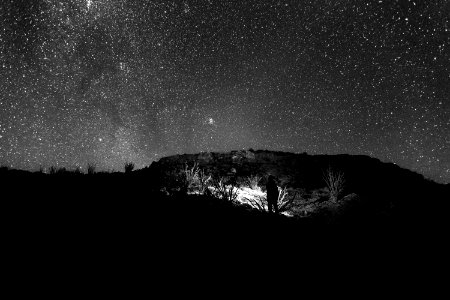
[
  {"left": 3, "top": 170, "right": 448, "bottom": 246},
  {"left": 2, "top": 170, "right": 449, "bottom": 296}
]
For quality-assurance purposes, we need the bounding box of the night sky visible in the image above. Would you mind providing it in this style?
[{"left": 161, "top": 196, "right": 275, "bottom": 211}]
[{"left": 0, "top": 0, "right": 449, "bottom": 183}]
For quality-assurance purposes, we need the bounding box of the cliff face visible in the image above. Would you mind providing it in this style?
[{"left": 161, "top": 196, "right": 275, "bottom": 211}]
[
  {"left": 147, "top": 150, "right": 433, "bottom": 190},
  {"left": 146, "top": 150, "right": 372, "bottom": 190}
]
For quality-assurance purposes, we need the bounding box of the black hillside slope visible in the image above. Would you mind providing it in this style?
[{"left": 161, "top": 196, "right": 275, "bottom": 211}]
[{"left": 2, "top": 150, "right": 449, "bottom": 247}]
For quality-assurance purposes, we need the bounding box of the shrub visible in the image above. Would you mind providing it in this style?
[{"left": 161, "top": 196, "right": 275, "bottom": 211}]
[
  {"left": 245, "top": 175, "right": 261, "bottom": 189},
  {"left": 87, "top": 163, "right": 96, "bottom": 175},
  {"left": 243, "top": 186, "right": 297, "bottom": 213},
  {"left": 277, "top": 187, "right": 297, "bottom": 212},
  {"left": 56, "top": 167, "right": 67, "bottom": 175},
  {"left": 48, "top": 166, "right": 57, "bottom": 174},
  {"left": 47, "top": 167, "right": 68, "bottom": 175},
  {"left": 197, "top": 169, "right": 212, "bottom": 194},
  {"left": 323, "top": 167, "right": 345, "bottom": 202},
  {"left": 211, "top": 176, "right": 239, "bottom": 203},
  {"left": 182, "top": 162, "right": 212, "bottom": 194},
  {"left": 244, "top": 194, "right": 268, "bottom": 211},
  {"left": 124, "top": 162, "right": 135, "bottom": 173},
  {"left": 183, "top": 162, "right": 199, "bottom": 192}
]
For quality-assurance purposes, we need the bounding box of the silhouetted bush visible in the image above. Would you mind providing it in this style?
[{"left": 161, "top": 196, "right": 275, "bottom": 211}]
[
  {"left": 56, "top": 167, "right": 67, "bottom": 175},
  {"left": 244, "top": 193, "right": 267, "bottom": 211},
  {"left": 48, "top": 166, "right": 57, "bottom": 174},
  {"left": 124, "top": 162, "right": 135, "bottom": 173},
  {"left": 87, "top": 163, "right": 96, "bottom": 175}
]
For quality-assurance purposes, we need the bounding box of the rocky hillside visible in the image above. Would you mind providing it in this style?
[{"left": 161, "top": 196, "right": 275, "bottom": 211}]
[{"left": 137, "top": 149, "right": 449, "bottom": 226}]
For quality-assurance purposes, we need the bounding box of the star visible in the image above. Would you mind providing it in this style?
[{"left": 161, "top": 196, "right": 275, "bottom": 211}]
[{"left": 0, "top": 0, "right": 447, "bottom": 183}]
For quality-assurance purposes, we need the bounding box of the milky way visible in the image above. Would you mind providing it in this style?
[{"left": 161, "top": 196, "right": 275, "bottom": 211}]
[{"left": 0, "top": 0, "right": 449, "bottom": 183}]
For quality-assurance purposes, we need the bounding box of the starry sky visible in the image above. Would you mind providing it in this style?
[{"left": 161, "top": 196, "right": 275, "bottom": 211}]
[{"left": 0, "top": 0, "right": 449, "bottom": 183}]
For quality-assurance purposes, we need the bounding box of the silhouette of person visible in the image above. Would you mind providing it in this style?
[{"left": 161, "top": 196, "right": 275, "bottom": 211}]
[
  {"left": 266, "top": 175, "right": 279, "bottom": 214},
  {"left": 230, "top": 168, "right": 238, "bottom": 186}
]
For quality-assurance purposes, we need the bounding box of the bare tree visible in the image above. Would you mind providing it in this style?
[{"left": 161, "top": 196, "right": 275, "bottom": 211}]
[
  {"left": 211, "top": 176, "right": 239, "bottom": 203},
  {"left": 277, "top": 187, "right": 297, "bottom": 212},
  {"left": 197, "top": 169, "right": 212, "bottom": 194},
  {"left": 183, "top": 162, "right": 199, "bottom": 192},
  {"left": 323, "top": 167, "right": 345, "bottom": 202}
]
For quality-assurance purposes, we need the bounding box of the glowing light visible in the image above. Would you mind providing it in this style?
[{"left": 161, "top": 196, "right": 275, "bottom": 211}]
[
  {"left": 87, "top": 0, "right": 92, "bottom": 10},
  {"left": 208, "top": 118, "right": 215, "bottom": 125}
]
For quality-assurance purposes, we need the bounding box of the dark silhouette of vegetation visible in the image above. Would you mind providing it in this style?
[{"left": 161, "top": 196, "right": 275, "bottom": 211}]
[
  {"left": 56, "top": 167, "right": 67, "bottom": 175},
  {"left": 48, "top": 166, "right": 57, "bottom": 174},
  {"left": 124, "top": 162, "right": 135, "bottom": 173},
  {"left": 87, "top": 163, "right": 96, "bottom": 175},
  {"left": 244, "top": 194, "right": 267, "bottom": 212}
]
